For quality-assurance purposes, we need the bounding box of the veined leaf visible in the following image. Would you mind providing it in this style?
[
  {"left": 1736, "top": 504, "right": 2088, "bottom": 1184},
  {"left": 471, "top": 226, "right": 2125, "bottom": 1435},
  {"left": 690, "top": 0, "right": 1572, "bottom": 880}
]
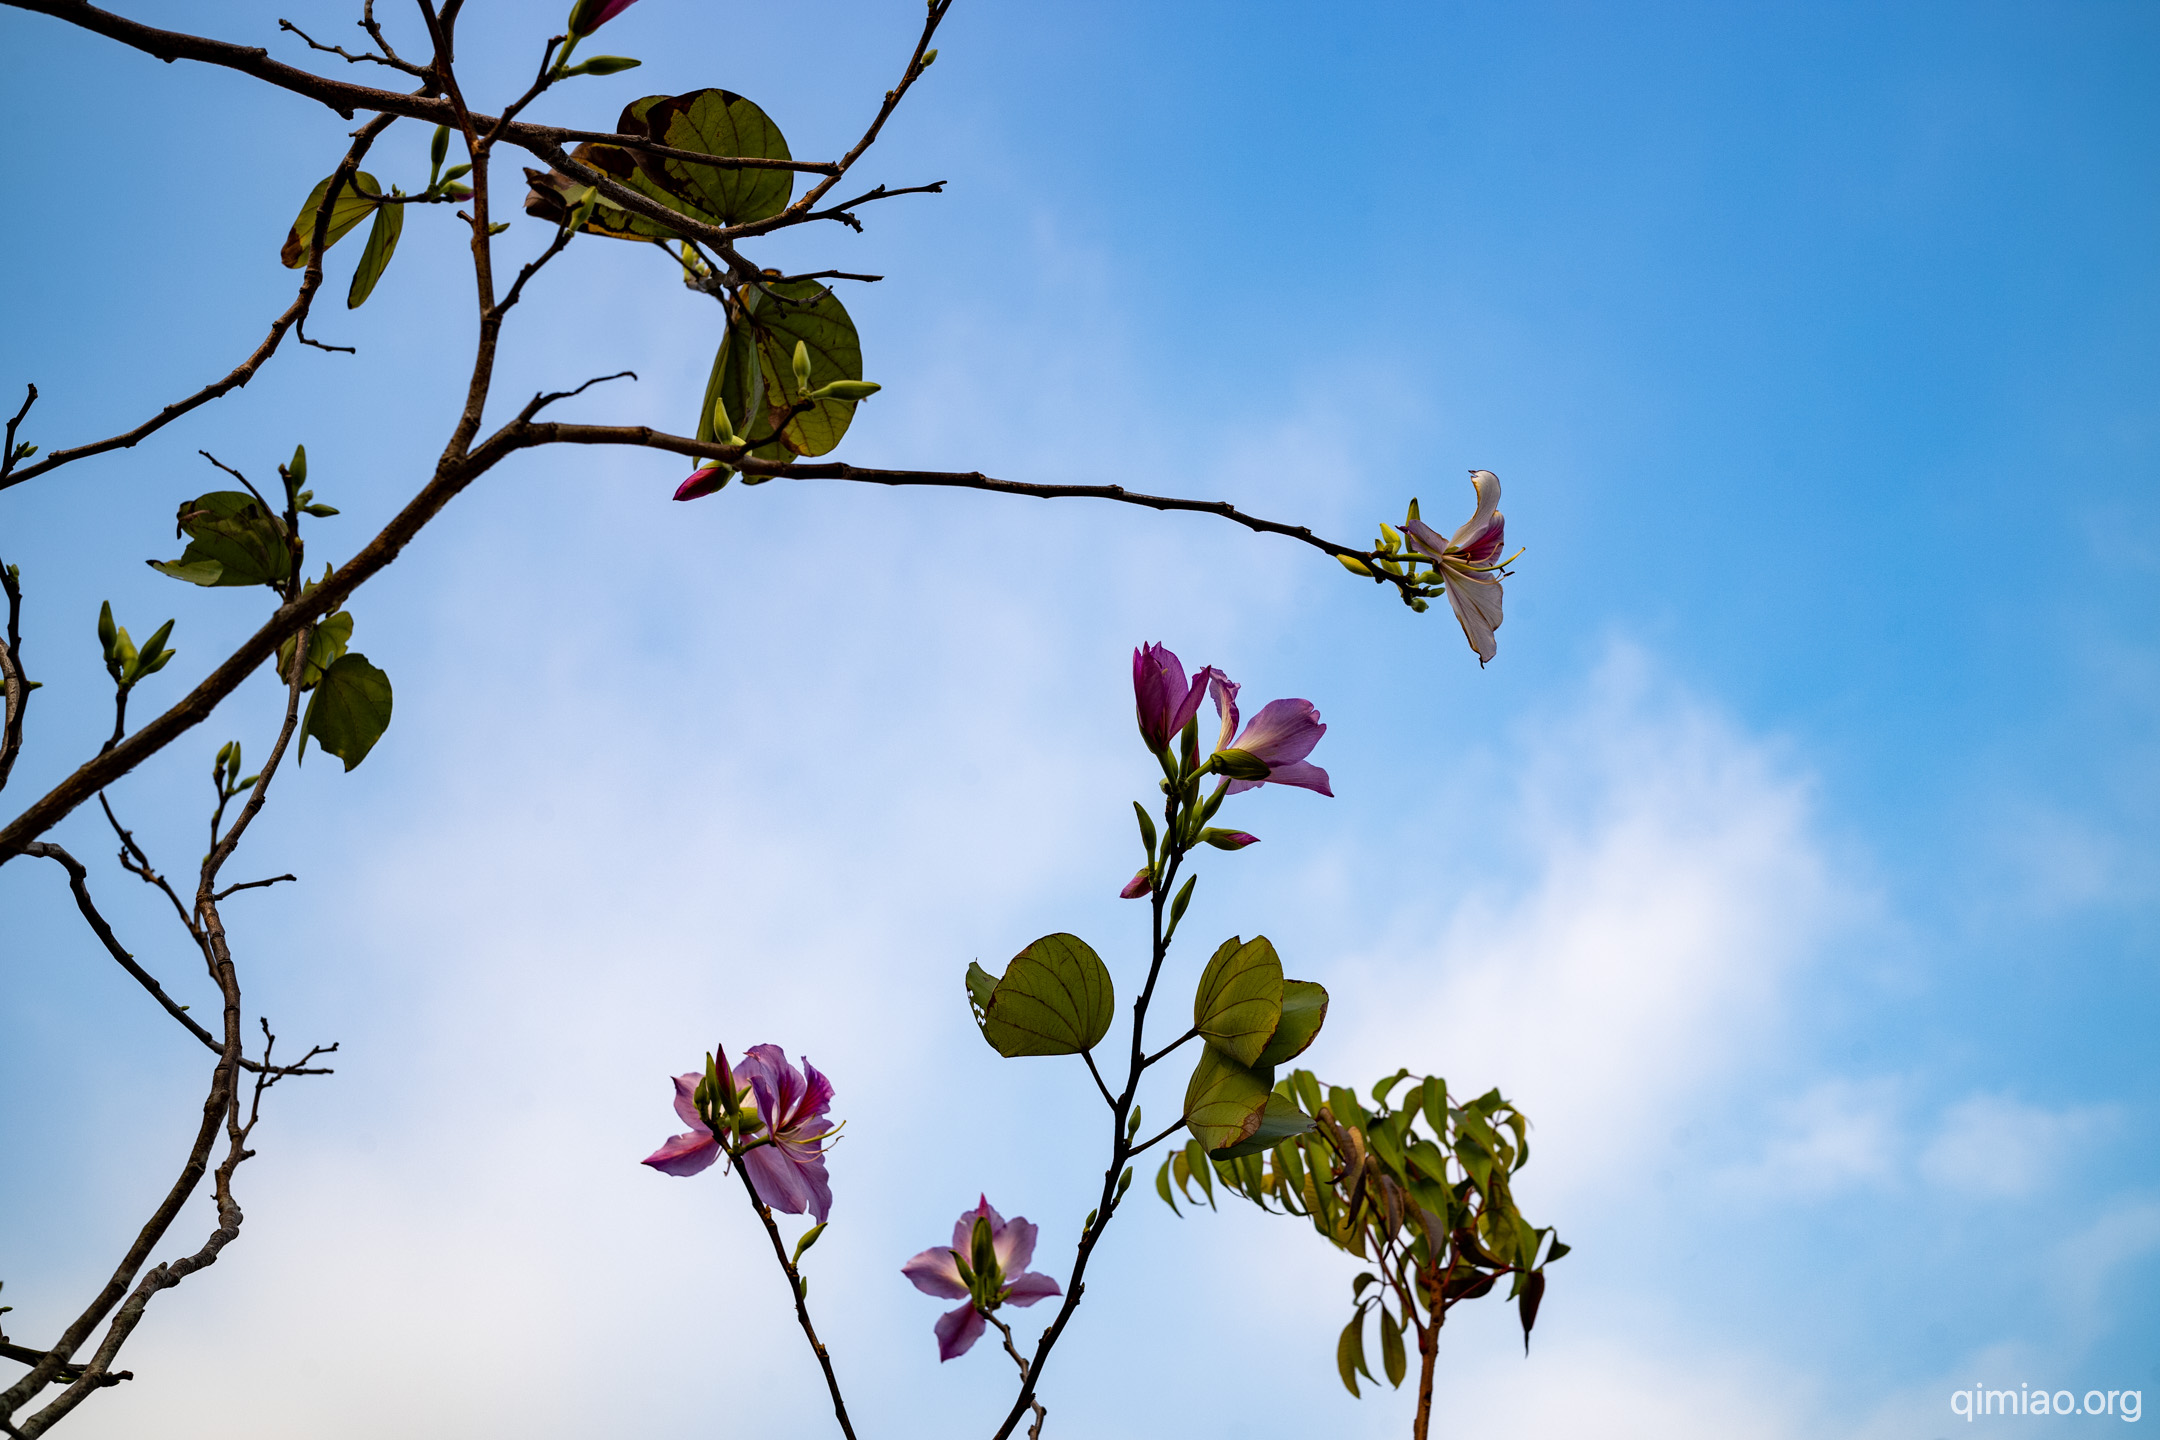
[
  {"left": 1209, "top": 1091, "right": 1314, "bottom": 1160},
  {"left": 637, "top": 88, "right": 794, "bottom": 224},
  {"left": 736, "top": 281, "right": 865, "bottom": 460},
  {"left": 972, "top": 933, "right": 1114, "bottom": 1057},
  {"left": 1184, "top": 1042, "right": 1274, "bottom": 1154},
  {"left": 150, "top": 492, "right": 291, "bottom": 588},
  {"left": 1191, "top": 935, "right": 1284, "bottom": 1067},
  {"left": 1253, "top": 977, "right": 1328, "bottom": 1067}
]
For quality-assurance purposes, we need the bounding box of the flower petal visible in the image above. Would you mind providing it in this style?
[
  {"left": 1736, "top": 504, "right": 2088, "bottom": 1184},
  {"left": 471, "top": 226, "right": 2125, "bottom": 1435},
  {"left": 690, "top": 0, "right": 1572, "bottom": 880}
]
[
  {"left": 1443, "top": 564, "right": 1503, "bottom": 666},
  {"left": 1448, "top": 470, "right": 1502, "bottom": 552},
  {"left": 901, "top": 1246, "right": 971, "bottom": 1300},
  {"left": 669, "top": 1072, "right": 704, "bottom": 1131},
  {"left": 1001, "top": 1270, "right": 1064, "bottom": 1307},
  {"left": 1170, "top": 664, "right": 1220, "bottom": 740},
  {"left": 1231, "top": 698, "right": 1324, "bottom": 768},
  {"left": 934, "top": 1302, "right": 986, "bottom": 1361},
  {"left": 1255, "top": 759, "right": 1331, "bottom": 796},
  {"left": 743, "top": 1141, "right": 832, "bottom": 1222},
  {"left": 1208, "top": 671, "right": 1242, "bottom": 753},
  {"left": 992, "top": 1215, "right": 1038, "bottom": 1275},
  {"left": 641, "top": 1129, "right": 720, "bottom": 1177}
]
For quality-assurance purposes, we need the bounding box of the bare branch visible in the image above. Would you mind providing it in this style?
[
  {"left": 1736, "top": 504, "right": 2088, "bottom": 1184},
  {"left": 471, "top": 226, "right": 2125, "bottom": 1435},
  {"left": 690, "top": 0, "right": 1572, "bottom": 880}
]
[
  {"left": 0, "top": 558, "right": 28, "bottom": 793},
  {"left": 209, "top": 874, "right": 297, "bottom": 902}
]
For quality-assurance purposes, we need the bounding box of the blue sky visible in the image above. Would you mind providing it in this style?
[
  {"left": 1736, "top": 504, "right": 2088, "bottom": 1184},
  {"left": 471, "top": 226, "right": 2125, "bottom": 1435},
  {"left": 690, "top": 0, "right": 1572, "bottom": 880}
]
[{"left": 2, "top": 2, "right": 2154, "bottom": 1436}]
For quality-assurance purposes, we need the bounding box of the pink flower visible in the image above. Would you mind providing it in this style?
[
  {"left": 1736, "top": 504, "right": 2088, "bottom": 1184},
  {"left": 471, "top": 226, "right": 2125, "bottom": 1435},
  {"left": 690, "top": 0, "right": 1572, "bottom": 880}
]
[
  {"left": 901, "top": 1197, "right": 1063, "bottom": 1360},
  {"left": 640, "top": 1043, "right": 836, "bottom": 1223},
  {"left": 1132, "top": 643, "right": 1223, "bottom": 755},
  {"left": 1207, "top": 671, "right": 1332, "bottom": 797},
  {"left": 1404, "top": 470, "right": 1508, "bottom": 665}
]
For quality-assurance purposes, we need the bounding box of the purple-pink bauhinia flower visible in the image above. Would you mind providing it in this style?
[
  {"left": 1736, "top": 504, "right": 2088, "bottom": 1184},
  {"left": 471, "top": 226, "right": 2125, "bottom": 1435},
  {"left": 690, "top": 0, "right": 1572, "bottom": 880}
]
[
  {"left": 565, "top": 0, "right": 638, "bottom": 37},
  {"left": 1207, "top": 671, "right": 1332, "bottom": 796},
  {"left": 1132, "top": 643, "right": 1223, "bottom": 754},
  {"left": 1404, "top": 469, "right": 1508, "bottom": 666},
  {"left": 901, "top": 1196, "right": 1063, "bottom": 1361},
  {"left": 640, "top": 1043, "right": 836, "bottom": 1223}
]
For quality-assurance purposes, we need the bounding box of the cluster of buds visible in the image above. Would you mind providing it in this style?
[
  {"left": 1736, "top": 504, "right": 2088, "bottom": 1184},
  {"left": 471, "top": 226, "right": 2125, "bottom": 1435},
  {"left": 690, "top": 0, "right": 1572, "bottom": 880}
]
[{"left": 690, "top": 1047, "right": 767, "bottom": 1152}]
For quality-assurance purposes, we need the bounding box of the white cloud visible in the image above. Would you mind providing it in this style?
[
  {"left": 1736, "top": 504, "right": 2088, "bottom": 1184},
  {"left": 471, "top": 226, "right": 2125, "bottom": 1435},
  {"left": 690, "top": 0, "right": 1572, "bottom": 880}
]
[{"left": 1919, "top": 1093, "right": 2119, "bottom": 1199}]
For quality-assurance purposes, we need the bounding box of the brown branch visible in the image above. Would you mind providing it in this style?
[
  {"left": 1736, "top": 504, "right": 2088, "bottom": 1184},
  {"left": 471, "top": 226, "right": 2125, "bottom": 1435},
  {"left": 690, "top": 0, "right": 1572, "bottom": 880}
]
[
  {"left": 276, "top": 17, "right": 425, "bottom": 76},
  {"left": 0, "top": 557, "right": 27, "bottom": 793},
  {"left": 486, "top": 419, "right": 1414, "bottom": 596},
  {"left": 730, "top": 1163, "right": 858, "bottom": 1440},
  {"left": 984, "top": 1312, "right": 1046, "bottom": 1440},
  {"left": 21, "top": 841, "right": 332, "bottom": 1075},
  {"left": 0, "top": 115, "right": 395, "bottom": 494}
]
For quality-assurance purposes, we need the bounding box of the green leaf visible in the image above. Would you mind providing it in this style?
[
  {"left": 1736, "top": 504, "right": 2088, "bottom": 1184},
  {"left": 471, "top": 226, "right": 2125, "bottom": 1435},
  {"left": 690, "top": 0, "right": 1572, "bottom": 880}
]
[
  {"left": 1421, "top": 1076, "right": 1449, "bottom": 1137},
  {"left": 281, "top": 171, "right": 384, "bottom": 268},
  {"left": 1372, "top": 1067, "right": 1412, "bottom": 1108},
  {"left": 696, "top": 317, "right": 765, "bottom": 469},
  {"left": 972, "top": 933, "right": 1114, "bottom": 1057},
  {"left": 1253, "top": 978, "right": 1328, "bottom": 1067},
  {"left": 1191, "top": 935, "right": 1284, "bottom": 1067},
  {"left": 346, "top": 200, "right": 404, "bottom": 308},
  {"left": 1210, "top": 1092, "right": 1315, "bottom": 1160},
  {"left": 963, "top": 960, "right": 997, "bottom": 1025},
  {"left": 1181, "top": 1139, "right": 1216, "bottom": 1208},
  {"left": 277, "top": 610, "right": 353, "bottom": 691},
  {"left": 1336, "top": 1308, "right": 1373, "bottom": 1397},
  {"left": 150, "top": 492, "right": 291, "bottom": 588},
  {"left": 1380, "top": 1307, "right": 1407, "bottom": 1388},
  {"left": 737, "top": 281, "right": 866, "bottom": 460},
  {"left": 1184, "top": 1042, "right": 1274, "bottom": 1154},
  {"left": 1154, "top": 1156, "right": 1180, "bottom": 1216},
  {"left": 1519, "top": 1268, "right": 1547, "bottom": 1353},
  {"left": 636, "top": 88, "right": 794, "bottom": 224},
  {"left": 301, "top": 652, "right": 393, "bottom": 770}
]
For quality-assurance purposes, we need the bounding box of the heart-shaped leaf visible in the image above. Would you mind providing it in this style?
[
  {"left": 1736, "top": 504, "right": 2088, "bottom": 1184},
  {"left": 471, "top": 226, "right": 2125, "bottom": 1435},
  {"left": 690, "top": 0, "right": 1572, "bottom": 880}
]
[
  {"left": 972, "top": 933, "right": 1114, "bottom": 1057},
  {"left": 735, "top": 280, "right": 865, "bottom": 460},
  {"left": 635, "top": 88, "right": 794, "bottom": 225},
  {"left": 1192, "top": 935, "right": 1284, "bottom": 1067}
]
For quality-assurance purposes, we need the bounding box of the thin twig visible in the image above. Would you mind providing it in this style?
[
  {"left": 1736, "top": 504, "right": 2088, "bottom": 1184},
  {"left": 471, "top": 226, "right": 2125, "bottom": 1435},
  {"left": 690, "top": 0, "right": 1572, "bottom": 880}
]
[
  {"left": 985, "top": 1312, "right": 1047, "bottom": 1440},
  {"left": 0, "top": 557, "right": 27, "bottom": 793},
  {"left": 729, "top": 1164, "right": 858, "bottom": 1440},
  {"left": 210, "top": 874, "right": 297, "bottom": 902}
]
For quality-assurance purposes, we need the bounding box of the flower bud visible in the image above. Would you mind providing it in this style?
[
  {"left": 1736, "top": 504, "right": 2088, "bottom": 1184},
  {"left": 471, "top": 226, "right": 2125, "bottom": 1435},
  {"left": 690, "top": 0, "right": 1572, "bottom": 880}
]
[
  {"left": 1209, "top": 748, "right": 1270, "bottom": 782},
  {"left": 791, "top": 339, "right": 812, "bottom": 394},
  {"left": 563, "top": 55, "right": 642, "bottom": 75},
  {"left": 430, "top": 125, "right": 450, "bottom": 173},
  {"left": 1337, "top": 554, "right": 1373, "bottom": 577},
  {"left": 807, "top": 379, "right": 881, "bottom": 402},
  {"left": 1199, "top": 828, "right": 1259, "bottom": 851},
  {"left": 1118, "top": 868, "right": 1152, "bottom": 900},
  {"left": 675, "top": 464, "right": 732, "bottom": 501}
]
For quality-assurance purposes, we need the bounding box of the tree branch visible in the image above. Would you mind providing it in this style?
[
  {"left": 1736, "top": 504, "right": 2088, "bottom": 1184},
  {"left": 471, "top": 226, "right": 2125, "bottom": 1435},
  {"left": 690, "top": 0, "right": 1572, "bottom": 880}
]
[{"left": 729, "top": 1164, "right": 858, "bottom": 1440}]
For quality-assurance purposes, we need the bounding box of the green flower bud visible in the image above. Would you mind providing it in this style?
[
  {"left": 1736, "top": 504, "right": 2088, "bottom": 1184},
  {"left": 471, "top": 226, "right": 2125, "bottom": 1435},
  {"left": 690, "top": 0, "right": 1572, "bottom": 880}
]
[
  {"left": 1210, "top": 748, "right": 1270, "bottom": 782},
  {"left": 791, "top": 339, "right": 812, "bottom": 394},
  {"left": 806, "top": 379, "right": 881, "bottom": 402},
  {"left": 1337, "top": 554, "right": 1373, "bottom": 577}
]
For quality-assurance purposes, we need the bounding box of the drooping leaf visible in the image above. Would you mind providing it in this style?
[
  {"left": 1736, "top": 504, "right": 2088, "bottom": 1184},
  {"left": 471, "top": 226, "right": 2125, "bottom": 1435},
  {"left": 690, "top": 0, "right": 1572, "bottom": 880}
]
[
  {"left": 1210, "top": 1091, "right": 1315, "bottom": 1160},
  {"left": 1191, "top": 935, "right": 1284, "bottom": 1067},
  {"left": 149, "top": 492, "right": 291, "bottom": 588},
  {"left": 1380, "top": 1307, "right": 1407, "bottom": 1388},
  {"left": 1180, "top": 1139, "right": 1216, "bottom": 1208},
  {"left": 1154, "top": 1155, "right": 1181, "bottom": 1216},
  {"left": 346, "top": 200, "right": 404, "bottom": 308},
  {"left": 1253, "top": 978, "right": 1328, "bottom": 1067},
  {"left": 1336, "top": 1307, "right": 1373, "bottom": 1398},
  {"left": 635, "top": 88, "right": 794, "bottom": 224},
  {"left": 972, "top": 933, "right": 1114, "bottom": 1057},
  {"left": 1519, "top": 1269, "right": 1546, "bottom": 1352},
  {"left": 1184, "top": 1042, "right": 1274, "bottom": 1154},
  {"left": 736, "top": 280, "right": 865, "bottom": 460},
  {"left": 282, "top": 171, "right": 385, "bottom": 268},
  {"left": 1371, "top": 1067, "right": 1413, "bottom": 1108},
  {"left": 301, "top": 652, "right": 392, "bottom": 770},
  {"left": 276, "top": 610, "right": 354, "bottom": 690}
]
